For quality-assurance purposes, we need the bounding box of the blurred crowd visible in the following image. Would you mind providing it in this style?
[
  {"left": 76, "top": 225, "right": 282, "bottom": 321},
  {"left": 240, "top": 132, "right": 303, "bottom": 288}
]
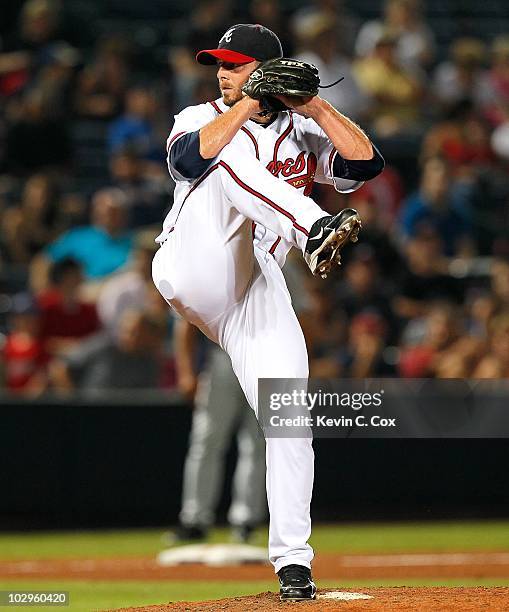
[{"left": 0, "top": 0, "right": 509, "bottom": 397}]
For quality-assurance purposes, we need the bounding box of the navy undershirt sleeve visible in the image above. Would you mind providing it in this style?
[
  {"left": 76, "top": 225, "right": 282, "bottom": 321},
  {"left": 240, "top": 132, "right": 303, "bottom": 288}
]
[
  {"left": 170, "top": 130, "right": 385, "bottom": 182},
  {"left": 169, "top": 131, "right": 211, "bottom": 179},
  {"left": 332, "top": 144, "right": 385, "bottom": 182}
]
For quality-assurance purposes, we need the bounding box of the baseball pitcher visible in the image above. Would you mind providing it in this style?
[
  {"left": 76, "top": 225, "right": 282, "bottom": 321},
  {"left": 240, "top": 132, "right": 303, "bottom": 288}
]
[{"left": 152, "top": 24, "right": 384, "bottom": 600}]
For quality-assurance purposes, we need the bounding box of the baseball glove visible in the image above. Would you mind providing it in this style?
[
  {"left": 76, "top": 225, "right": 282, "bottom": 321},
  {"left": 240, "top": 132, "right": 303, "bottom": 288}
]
[{"left": 242, "top": 57, "right": 320, "bottom": 115}]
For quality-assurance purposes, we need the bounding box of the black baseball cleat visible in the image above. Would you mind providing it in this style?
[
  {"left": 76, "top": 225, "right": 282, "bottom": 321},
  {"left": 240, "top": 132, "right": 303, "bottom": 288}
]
[
  {"left": 230, "top": 523, "right": 256, "bottom": 544},
  {"left": 278, "top": 564, "right": 317, "bottom": 601},
  {"left": 163, "top": 524, "right": 207, "bottom": 545},
  {"left": 304, "top": 208, "right": 361, "bottom": 278}
]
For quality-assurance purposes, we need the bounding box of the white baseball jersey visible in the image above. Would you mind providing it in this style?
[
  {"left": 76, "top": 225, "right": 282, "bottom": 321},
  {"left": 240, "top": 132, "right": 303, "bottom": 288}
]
[{"left": 157, "top": 98, "right": 362, "bottom": 267}]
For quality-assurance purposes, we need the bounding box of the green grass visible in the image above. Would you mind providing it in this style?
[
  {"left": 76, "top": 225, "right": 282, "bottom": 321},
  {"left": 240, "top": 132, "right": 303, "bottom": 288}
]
[
  {"left": 310, "top": 521, "right": 509, "bottom": 553},
  {"left": 1, "top": 522, "right": 509, "bottom": 610},
  {"left": 1, "top": 521, "right": 508, "bottom": 560},
  {"left": 0, "top": 529, "right": 166, "bottom": 560}
]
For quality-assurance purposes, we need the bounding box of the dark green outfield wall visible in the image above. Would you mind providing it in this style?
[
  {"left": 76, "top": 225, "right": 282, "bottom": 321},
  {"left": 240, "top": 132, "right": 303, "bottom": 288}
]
[{"left": 1, "top": 400, "right": 508, "bottom": 529}]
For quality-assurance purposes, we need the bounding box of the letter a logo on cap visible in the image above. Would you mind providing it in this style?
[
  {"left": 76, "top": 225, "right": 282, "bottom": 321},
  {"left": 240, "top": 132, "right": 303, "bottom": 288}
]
[{"left": 220, "top": 27, "right": 235, "bottom": 44}]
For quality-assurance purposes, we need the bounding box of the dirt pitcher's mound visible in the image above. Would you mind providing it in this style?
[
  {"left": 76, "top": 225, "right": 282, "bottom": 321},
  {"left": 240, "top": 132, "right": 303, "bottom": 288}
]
[{"left": 109, "top": 587, "right": 509, "bottom": 612}]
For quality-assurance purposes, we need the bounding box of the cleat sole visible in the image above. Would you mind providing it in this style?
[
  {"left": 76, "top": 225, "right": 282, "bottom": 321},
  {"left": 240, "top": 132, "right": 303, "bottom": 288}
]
[{"left": 309, "top": 214, "right": 361, "bottom": 277}]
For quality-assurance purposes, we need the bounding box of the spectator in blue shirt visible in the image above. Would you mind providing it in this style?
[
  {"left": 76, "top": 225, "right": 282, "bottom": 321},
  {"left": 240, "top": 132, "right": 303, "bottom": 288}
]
[
  {"left": 399, "top": 156, "right": 474, "bottom": 257},
  {"left": 31, "top": 188, "right": 133, "bottom": 292},
  {"left": 108, "top": 85, "right": 162, "bottom": 163}
]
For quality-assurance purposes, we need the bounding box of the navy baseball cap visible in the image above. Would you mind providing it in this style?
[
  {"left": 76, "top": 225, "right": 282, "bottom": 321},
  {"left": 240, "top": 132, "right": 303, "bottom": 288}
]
[{"left": 196, "top": 24, "right": 283, "bottom": 65}]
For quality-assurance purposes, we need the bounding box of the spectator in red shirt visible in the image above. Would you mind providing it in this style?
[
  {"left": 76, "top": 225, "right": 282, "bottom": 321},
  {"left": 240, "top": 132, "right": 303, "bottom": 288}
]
[
  {"left": 38, "top": 258, "right": 101, "bottom": 356},
  {"left": 1, "top": 293, "right": 48, "bottom": 394},
  {"left": 421, "top": 99, "right": 495, "bottom": 178},
  {"left": 398, "top": 302, "right": 461, "bottom": 377}
]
